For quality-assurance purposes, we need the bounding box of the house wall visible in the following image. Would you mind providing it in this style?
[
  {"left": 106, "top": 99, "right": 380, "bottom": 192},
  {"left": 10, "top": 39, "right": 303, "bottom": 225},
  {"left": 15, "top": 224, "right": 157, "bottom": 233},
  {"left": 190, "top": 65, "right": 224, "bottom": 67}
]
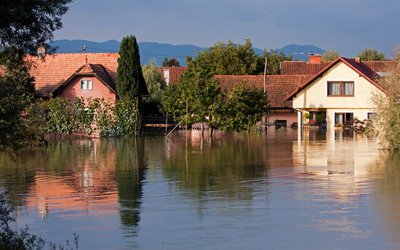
[
  {"left": 269, "top": 111, "right": 297, "bottom": 127},
  {"left": 292, "top": 62, "right": 383, "bottom": 128},
  {"left": 57, "top": 76, "right": 117, "bottom": 103}
]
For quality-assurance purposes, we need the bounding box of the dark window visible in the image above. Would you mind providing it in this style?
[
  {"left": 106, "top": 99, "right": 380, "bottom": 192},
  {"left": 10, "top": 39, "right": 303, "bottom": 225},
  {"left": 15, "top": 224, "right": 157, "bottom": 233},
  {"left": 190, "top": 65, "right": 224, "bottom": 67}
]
[{"left": 327, "top": 81, "right": 354, "bottom": 96}]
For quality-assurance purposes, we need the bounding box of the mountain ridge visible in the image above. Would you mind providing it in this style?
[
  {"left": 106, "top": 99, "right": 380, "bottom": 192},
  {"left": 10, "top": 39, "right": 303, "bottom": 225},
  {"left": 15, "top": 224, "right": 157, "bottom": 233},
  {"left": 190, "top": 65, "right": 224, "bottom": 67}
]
[{"left": 50, "top": 39, "right": 326, "bottom": 65}]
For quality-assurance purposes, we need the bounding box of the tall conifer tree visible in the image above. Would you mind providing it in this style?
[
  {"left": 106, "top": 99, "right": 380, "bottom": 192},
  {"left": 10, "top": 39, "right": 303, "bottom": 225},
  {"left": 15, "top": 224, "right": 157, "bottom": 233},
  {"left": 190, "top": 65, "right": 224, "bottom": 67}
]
[{"left": 116, "top": 35, "right": 148, "bottom": 100}]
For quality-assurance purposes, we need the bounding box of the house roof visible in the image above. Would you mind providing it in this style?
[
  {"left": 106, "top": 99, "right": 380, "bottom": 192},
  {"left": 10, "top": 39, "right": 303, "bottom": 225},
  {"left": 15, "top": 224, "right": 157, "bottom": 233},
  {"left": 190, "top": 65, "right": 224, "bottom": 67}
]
[
  {"left": 214, "top": 75, "right": 311, "bottom": 108},
  {"left": 28, "top": 53, "right": 119, "bottom": 97},
  {"left": 281, "top": 60, "right": 396, "bottom": 75},
  {"left": 285, "top": 57, "right": 385, "bottom": 101},
  {"left": 161, "top": 66, "right": 188, "bottom": 84},
  {"left": 54, "top": 63, "right": 117, "bottom": 95}
]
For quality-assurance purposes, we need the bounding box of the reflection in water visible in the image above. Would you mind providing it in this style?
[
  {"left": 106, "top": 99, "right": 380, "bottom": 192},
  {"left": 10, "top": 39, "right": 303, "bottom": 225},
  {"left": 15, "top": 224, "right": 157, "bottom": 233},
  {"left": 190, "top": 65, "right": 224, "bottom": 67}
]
[
  {"left": 115, "top": 137, "right": 146, "bottom": 236},
  {"left": 0, "top": 129, "right": 400, "bottom": 248},
  {"left": 372, "top": 151, "right": 400, "bottom": 245},
  {"left": 164, "top": 131, "right": 267, "bottom": 205}
]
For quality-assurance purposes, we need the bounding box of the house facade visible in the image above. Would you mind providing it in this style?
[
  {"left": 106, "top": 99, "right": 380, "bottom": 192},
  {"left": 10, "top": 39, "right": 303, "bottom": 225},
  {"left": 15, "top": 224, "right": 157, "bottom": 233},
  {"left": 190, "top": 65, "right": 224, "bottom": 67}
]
[
  {"left": 29, "top": 53, "right": 121, "bottom": 103},
  {"left": 285, "top": 57, "right": 386, "bottom": 129}
]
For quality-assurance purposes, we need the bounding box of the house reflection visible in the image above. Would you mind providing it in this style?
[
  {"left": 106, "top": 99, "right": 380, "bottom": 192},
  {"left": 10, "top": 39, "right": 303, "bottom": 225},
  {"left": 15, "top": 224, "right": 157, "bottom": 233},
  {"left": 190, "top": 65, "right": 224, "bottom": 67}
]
[
  {"left": 21, "top": 138, "right": 146, "bottom": 236},
  {"left": 293, "top": 129, "right": 382, "bottom": 200}
]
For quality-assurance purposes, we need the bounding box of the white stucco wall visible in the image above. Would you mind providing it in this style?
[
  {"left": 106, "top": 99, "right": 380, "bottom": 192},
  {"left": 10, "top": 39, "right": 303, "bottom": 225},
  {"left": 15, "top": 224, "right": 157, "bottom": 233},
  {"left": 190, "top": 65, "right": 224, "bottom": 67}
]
[{"left": 292, "top": 61, "right": 384, "bottom": 128}]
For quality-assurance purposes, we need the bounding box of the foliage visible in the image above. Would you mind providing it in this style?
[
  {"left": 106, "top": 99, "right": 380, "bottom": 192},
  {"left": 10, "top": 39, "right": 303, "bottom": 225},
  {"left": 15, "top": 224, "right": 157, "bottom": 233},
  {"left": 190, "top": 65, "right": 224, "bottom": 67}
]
[
  {"left": 0, "top": 0, "right": 72, "bottom": 58},
  {"left": 116, "top": 35, "right": 147, "bottom": 100},
  {"left": 358, "top": 48, "right": 385, "bottom": 61},
  {"left": 185, "top": 39, "right": 258, "bottom": 78},
  {"left": 113, "top": 99, "right": 142, "bottom": 136},
  {"left": 255, "top": 49, "right": 292, "bottom": 75},
  {"left": 0, "top": 0, "right": 72, "bottom": 150},
  {"left": 161, "top": 72, "right": 222, "bottom": 128},
  {"left": 215, "top": 82, "right": 266, "bottom": 131},
  {"left": 25, "top": 98, "right": 142, "bottom": 138},
  {"left": 142, "top": 60, "right": 166, "bottom": 103},
  {"left": 162, "top": 57, "right": 180, "bottom": 67},
  {"left": 321, "top": 49, "right": 340, "bottom": 61},
  {"left": 0, "top": 66, "right": 35, "bottom": 150},
  {"left": 0, "top": 192, "right": 79, "bottom": 249},
  {"left": 373, "top": 60, "right": 400, "bottom": 149}
]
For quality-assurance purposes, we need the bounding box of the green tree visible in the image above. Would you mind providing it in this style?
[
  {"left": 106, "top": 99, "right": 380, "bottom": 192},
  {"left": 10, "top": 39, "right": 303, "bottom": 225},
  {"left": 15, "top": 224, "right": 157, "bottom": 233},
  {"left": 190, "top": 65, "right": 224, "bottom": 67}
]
[
  {"left": 215, "top": 82, "right": 266, "bottom": 131},
  {"left": 142, "top": 60, "right": 166, "bottom": 103},
  {"left": 322, "top": 49, "right": 340, "bottom": 61},
  {"left": 255, "top": 49, "right": 292, "bottom": 75},
  {"left": 116, "top": 35, "right": 148, "bottom": 100},
  {"left": 373, "top": 59, "right": 400, "bottom": 149},
  {"left": 0, "top": 0, "right": 72, "bottom": 149},
  {"left": 358, "top": 48, "right": 385, "bottom": 61},
  {"left": 162, "top": 57, "right": 180, "bottom": 67},
  {"left": 186, "top": 39, "right": 258, "bottom": 77}
]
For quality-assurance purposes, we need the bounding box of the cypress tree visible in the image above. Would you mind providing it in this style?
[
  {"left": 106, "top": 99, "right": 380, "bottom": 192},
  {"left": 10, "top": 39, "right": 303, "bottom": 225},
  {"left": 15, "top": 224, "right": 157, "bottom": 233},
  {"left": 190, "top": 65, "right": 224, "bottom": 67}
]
[{"left": 116, "top": 35, "right": 148, "bottom": 100}]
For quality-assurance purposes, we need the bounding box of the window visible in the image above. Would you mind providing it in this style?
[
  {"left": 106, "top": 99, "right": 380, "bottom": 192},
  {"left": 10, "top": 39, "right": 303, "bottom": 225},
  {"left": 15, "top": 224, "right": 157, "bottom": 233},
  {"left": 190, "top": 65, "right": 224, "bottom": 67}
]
[
  {"left": 367, "top": 112, "right": 376, "bottom": 120},
  {"left": 327, "top": 81, "right": 354, "bottom": 96},
  {"left": 80, "top": 79, "right": 93, "bottom": 90}
]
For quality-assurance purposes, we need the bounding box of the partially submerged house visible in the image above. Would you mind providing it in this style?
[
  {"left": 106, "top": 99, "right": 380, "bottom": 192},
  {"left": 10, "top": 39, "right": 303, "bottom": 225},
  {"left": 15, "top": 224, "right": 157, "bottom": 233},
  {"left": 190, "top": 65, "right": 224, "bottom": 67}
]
[
  {"left": 285, "top": 57, "right": 394, "bottom": 129},
  {"left": 29, "top": 53, "right": 120, "bottom": 103},
  {"left": 214, "top": 75, "right": 311, "bottom": 127}
]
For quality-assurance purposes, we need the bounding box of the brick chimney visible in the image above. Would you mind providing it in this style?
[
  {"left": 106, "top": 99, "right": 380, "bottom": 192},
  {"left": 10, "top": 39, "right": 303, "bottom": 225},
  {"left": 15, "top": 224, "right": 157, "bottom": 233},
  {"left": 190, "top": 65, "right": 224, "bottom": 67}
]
[
  {"left": 309, "top": 54, "right": 322, "bottom": 64},
  {"left": 355, "top": 57, "right": 361, "bottom": 63}
]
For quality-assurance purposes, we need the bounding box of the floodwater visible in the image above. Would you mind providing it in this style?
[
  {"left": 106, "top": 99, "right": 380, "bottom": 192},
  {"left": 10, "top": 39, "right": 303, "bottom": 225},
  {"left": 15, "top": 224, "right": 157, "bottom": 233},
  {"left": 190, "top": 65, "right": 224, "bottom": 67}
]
[{"left": 0, "top": 128, "right": 400, "bottom": 249}]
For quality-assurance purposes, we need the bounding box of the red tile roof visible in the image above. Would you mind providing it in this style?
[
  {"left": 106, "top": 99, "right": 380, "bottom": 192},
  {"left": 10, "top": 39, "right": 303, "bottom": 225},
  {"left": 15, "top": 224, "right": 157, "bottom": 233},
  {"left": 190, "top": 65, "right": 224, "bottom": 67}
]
[
  {"left": 285, "top": 57, "right": 385, "bottom": 101},
  {"left": 281, "top": 61, "right": 330, "bottom": 75},
  {"left": 214, "top": 75, "right": 311, "bottom": 108},
  {"left": 28, "top": 53, "right": 119, "bottom": 97},
  {"left": 161, "top": 66, "right": 188, "bottom": 84},
  {"left": 281, "top": 60, "right": 396, "bottom": 75}
]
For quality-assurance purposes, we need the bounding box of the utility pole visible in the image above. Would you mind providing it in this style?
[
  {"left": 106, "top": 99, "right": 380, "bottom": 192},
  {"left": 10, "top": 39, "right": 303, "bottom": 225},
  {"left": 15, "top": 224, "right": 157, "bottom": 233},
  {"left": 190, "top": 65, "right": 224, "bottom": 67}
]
[{"left": 262, "top": 55, "right": 268, "bottom": 130}]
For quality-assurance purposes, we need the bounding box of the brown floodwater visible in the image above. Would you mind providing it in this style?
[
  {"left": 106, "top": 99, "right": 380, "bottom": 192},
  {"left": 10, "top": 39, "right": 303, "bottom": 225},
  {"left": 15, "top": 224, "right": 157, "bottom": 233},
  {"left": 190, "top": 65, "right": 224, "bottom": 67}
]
[{"left": 0, "top": 128, "right": 399, "bottom": 249}]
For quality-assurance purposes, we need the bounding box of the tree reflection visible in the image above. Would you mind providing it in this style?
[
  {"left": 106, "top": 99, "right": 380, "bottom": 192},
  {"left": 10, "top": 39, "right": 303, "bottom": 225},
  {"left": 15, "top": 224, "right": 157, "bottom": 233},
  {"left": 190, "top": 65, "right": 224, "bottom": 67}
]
[
  {"left": 164, "top": 132, "right": 267, "bottom": 204},
  {"left": 114, "top": 137, "right": 146, "bottom": 235},
  {"left": 372, "top": 151, "right": 400, "bottom": 244}
]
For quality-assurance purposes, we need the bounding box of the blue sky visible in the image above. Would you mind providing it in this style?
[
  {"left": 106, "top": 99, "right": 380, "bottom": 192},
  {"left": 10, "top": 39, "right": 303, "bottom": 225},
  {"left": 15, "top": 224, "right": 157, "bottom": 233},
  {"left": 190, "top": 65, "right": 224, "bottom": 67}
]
[{"left": 54, "top": 0, "right": 400, "bottom": 57}]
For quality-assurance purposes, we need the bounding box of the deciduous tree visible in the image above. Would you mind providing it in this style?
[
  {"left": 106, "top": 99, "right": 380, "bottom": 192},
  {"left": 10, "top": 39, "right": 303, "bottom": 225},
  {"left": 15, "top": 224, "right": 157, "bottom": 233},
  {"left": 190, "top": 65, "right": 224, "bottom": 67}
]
[
  {"left": 321, "top": 49, "right": 340, "bottom": 61},
  {"left": 358, "top": 48, "right": 385, "bottom": 61}
]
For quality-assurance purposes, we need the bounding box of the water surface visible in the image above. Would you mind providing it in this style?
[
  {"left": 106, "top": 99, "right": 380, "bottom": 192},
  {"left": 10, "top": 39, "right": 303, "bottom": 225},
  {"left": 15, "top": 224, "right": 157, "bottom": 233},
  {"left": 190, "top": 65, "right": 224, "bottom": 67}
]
[{"left": 0, "top": 128, "right": 399, "bottom": 249}]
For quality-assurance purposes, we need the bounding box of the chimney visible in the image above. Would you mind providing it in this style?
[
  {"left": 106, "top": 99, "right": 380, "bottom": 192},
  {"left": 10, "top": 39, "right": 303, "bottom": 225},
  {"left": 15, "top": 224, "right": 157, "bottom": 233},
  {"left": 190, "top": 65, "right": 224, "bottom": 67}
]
[
  {"left": 309, "top": 54, "right": 322, "bottom": 64},
  {"left": 37, "top": 44, "right": 46, "bottom": 58},
  {"left": 355, "top": 57, "right": 361, "bottom": 63}
]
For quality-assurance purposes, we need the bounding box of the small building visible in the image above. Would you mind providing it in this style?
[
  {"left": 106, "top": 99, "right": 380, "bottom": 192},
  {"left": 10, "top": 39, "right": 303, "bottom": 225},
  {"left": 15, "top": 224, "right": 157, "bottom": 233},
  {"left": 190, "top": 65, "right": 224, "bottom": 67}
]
[
  {"left": 29, "top": 53, "right": 121, "bottom": 103},
  {"left": 285, "top": 57, "right": 387, "bottom": 129},
  {"left": 214, "top": 74, "right": 311, "bottom": 127}
]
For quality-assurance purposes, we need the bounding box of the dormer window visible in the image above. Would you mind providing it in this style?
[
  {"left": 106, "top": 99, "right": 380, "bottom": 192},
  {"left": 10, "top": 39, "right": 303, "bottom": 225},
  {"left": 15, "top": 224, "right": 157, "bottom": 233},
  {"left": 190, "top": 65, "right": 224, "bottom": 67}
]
[{"left": 80, "top": 79, "right": 93, "bottom": 90}]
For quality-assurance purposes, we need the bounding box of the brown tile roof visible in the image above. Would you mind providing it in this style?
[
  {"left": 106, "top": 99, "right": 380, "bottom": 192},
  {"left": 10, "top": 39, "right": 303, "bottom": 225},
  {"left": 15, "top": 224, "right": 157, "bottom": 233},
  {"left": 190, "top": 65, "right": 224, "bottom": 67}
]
[
  {"left": 28, "top": 53, "right": 119, "bottom": 96},
  {"left": 161, "top": 66, "right": 188, "bottom": 84},
  {"left": 285, "top": 57, "right": 385, "bottom": 101},
  {"left": 214, "top": 75, "right": 311, "bottom": 108},
  {"left": 281, "top": 60, "right": 396, "bottom": 75},
  {"left": 281, "top": 61, "right": 330, "bottom": 75}
]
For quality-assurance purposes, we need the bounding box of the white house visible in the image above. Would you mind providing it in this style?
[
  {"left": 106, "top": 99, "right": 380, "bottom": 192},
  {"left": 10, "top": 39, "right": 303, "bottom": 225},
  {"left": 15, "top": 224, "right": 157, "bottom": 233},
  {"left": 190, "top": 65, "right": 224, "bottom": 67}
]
[{"left": 285, "top": 57, "right": 386, "bottom": 129}]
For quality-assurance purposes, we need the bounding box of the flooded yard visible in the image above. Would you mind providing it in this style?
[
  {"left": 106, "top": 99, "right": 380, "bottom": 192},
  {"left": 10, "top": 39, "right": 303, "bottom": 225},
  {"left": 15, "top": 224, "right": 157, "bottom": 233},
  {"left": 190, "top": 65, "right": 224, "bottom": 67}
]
[{"left": 0, "top": 128, "right": 399, "bottom": 249}]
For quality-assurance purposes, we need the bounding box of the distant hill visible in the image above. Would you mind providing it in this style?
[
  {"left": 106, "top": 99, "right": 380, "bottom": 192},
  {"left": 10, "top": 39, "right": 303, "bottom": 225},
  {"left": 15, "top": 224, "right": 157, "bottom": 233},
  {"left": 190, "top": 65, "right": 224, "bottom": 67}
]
[
  {"left": 51, "top": 39, "right": 205, "bottom": 66},
  {"left": 50, "top": 39, "right": 325, "bottom": 65}
]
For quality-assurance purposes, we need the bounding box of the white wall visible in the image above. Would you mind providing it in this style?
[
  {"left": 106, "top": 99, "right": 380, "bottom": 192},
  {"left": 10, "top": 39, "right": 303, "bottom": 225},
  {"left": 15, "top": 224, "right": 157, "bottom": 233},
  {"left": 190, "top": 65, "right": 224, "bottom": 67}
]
[{"left": 292, "top": 61, "right": 384, "bottom": 128}]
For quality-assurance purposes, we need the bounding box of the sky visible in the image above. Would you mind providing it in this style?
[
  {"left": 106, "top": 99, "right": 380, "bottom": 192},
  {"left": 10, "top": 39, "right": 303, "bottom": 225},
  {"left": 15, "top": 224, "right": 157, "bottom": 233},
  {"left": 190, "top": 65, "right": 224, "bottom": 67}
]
[{"left": 54, "top": 0, "right": 400, "bottom": 57}]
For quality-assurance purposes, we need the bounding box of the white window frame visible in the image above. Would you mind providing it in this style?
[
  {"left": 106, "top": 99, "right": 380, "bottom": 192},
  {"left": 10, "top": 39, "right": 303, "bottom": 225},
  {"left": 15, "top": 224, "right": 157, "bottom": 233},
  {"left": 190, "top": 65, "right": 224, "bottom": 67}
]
[{"left": 80, "top": 79, "right": 93, "bottom": 90}]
